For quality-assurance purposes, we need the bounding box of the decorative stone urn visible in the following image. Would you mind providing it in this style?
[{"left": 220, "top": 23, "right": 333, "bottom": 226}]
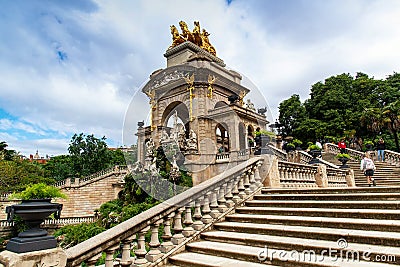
[
  {"left": 308, "top": 150, "right": 322, "bottom": 164},
  {"left": 6, "top": 199, "right": 63, "bottom": 253},
  {"left": 338, "top": 157, "right": 350, "bottom": 169}
]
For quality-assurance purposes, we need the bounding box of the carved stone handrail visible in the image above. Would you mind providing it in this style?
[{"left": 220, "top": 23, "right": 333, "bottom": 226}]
[
  {"left": 325, "top": 143, "right": 363, "bottom": 160},
  {"left": 385, "top": 150, "right": 400, "bottom": 166},
  {"left": 326, "top": 167, "right": 348, "bottom": 187},
  {"left": 65, "top": 157, "right": 264, "bottom": 266},
  {"left": 0, "top": 216, "right": 96, "bottom": 228},
  {"left": 54, "top": 165, "right": 128, "bottom": 189},
  {"left": 267, "top": 144, "right": 287, "bottom": 161},
  {"left": 278, "top": 161, "right": 319, "bottom": 188},
  {"left": 216, "top": 152, "right": 230, "bottom": 162}
]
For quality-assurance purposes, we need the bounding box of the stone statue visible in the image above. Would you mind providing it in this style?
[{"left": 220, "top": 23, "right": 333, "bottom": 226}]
[
  {"left": 161, "top": 130, "right": 170, "bottom": 143},
  {"left": 178, "top": 127, "right": 187, "bottom": 150},
  {"left": 145, "top": 138, "right": 155, "bottom": 157},
  {"left": 186, "top": 129, "right": 198, "bottom": 151},
  {"left": 246, "top": 99, "right": 256, "bottom": 111},
  {"left": 149, "top": 157, "right": 158, "bottom": 176}
]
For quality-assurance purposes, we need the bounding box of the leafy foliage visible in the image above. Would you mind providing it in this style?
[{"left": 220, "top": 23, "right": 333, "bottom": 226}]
[
  {"left": 278, "top": 72, "right": 400, "bottom": 151},
  {"left": 336, "top": 153, "right": 351, "bottom": 159},
  {"left": 10, "top": 183, "right": 67, "bottom": 200},
  {"left": 54, "top": 222, "right": 106, "bottom": 248}
]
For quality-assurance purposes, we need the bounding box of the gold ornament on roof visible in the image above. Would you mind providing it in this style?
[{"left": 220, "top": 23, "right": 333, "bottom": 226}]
[{"left": 169, "top": 21, "right": 217, "bottom": 56}]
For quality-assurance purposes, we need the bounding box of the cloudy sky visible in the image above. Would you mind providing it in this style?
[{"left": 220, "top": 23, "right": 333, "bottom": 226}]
[{"left": 1, "top": 0, "right": 400, "bottom": 157}]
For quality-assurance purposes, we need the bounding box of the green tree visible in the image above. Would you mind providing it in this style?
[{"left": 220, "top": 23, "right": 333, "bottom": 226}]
[
  {"left": 68, "top": 133, "right": 111, "bottom": 177},
  {"left": 43, "top": 155, "right": 74, "bottom": 181},
  {"left": 278, "top": 94, "right": 306, "bottom": 137}
]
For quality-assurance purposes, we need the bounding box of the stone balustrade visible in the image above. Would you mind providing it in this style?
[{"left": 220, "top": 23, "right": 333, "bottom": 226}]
[
  {"left": 326, "top": 167, "right": 350, "bottom": 187},
  {"left": 0, "top": 216, "right": 96, "bottom": 228},
  {"left": 275, "top": 160, "right": 353, "bottom": 188},
  {"left": 325, "top": 143, "right": 363, "bottom": 160},
  {"left": 385, "top": 150, "right": 400, "bottom": 166},
  {"left": 267, "top": 144, "right": 287, "bottom": 161},
  {"left": 215, "top": 152, "right": 230, "bottom": 162},
  {"left": 53, "top": 165, "right": 128, "bottom": 189},
  {"left": 278, "top": 161, "right": 319, "bottom": 188},
  {"left": 61, "top": 157, "right": 264, "bottom": 267}
]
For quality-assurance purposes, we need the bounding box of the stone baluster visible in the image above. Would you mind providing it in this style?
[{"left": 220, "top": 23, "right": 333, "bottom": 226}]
[
  {"left": 133, "top": 226, "right": 150, "bottom": 266},
  {"left": 243, "top": 171, "right": 252, "bottom": 195},
  {"left": 217, "top": 184, "right": 228, "bottom": 213},
  {"left": 225, "top": 180, "right": 234, "bottom": 208},
  {"left": 120, "top": 236, "right": 135, "bottom": 267},
  {"left": 86, "top": 253, "right": 102, "bottom": 267},
  {"left": 249, "top": 167, "right": 257, "bottom": 191},
  {"left": 201, "top": 192, "right": 213, "bottom": 224},
  {"left": 231, "top": 176, "right": 241, "bottom": 204},
  {"left": 171, "top": 208, "right": 185, "bottom": 245},
  {"left": 254, "top": 162, "right": 262, "bottom": 187},
  {"left": 182, "top": 203, "right": 195, "bottom": 237},
  {"left": 238, "top": 174, "right": 247, "bottom": 199},
  {"left": 210, "top": 188, "right": 221, "bottom": 218},
  {"left": 159, "top": 213, "right": 174, "bottom": 254},
  {"left": 105, "top": 244, "right": 120, "bottom": 267},
  {"left": 146, "top": 220, "right": 163, "bottom": 262},
  {"left": 193, "top": 198, "right": 204, "bottom": 230}
]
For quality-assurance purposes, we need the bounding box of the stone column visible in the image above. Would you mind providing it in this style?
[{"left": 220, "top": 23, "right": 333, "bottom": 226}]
[
  {"left": 345, "top": 169, "right": 356, "bottom": 187},
  {"left": 263, "top": 156, "right": 280, "bottom": 188},
  {"left": 315, "top": 164, "right": 328, "bottom": 188}
]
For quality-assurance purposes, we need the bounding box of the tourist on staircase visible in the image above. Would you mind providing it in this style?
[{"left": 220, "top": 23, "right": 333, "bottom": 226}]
[
  {"left": 338, "top": 138, "right": 346, "bottom": 154},
  {"left": 361, "top": 152, "right": 377, "bottom": 186},
  {"left": 376, "top": 138, "right": 386, "bottom": 162}
]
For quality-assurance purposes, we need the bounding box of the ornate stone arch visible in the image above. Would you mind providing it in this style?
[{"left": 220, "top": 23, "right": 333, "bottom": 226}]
[
  {"left": 214, "top": 101, "right": 229, "bottom": 109},
  {"left": 215, "top": 123, "right": 230, "bottom": 152}
]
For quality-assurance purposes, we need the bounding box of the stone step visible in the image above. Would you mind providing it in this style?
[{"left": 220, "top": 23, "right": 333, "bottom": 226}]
[
  {"left": 261, "top": 187, "right": 400, "bottom": 195},
  {"left": 184, "top": 241, "right": 398, "bottom": 266},
  {"left": 245, "top": 200, "right": 400, "bottom": 209},
  {"left": 236, "top": 206, "right": 400, "bottom": 220},
  {"left": 201, "top": 231, "right": 400, "bottom": 265},
  {"left": 254, "top": 192, "right": 400, "bottom": 201},
  {"left": 225, "top": 214, "right": 400, "bottom": 232},
  {"left": 214, "top": 221, "right": 400, "bottom": 247},
  {"left": 168, "top": 252, "right": 274, "bottom": 267}
]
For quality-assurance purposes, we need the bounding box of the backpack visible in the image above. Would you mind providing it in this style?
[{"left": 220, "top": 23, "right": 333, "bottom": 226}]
[{"left": 363, "top": 158, "right": 374, "bottom": 170}]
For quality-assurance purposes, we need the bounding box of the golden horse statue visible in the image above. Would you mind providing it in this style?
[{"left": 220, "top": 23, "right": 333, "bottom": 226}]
[
  {"left": 169, "top": 20, "right": 217, "bottom": 56},
  {"left": 179, "top": 21, "right": 194, "bottom": 43},
  {"left": 170, "top": 25, "right": 185, "bottom": 48}
]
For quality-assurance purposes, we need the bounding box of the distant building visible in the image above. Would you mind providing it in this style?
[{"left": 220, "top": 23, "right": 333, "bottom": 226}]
[{"left": 28, "top": 150, "right": 50, "bottom": 164}]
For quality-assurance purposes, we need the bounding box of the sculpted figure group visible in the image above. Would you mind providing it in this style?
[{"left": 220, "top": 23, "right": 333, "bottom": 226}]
[{"left": 169, "top": 20, "right": 216, "bottom": 56}]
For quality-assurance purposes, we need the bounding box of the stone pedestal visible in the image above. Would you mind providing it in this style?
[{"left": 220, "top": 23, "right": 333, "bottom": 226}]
[{"left": 0, "top": 248, "right": 67, "bottom": 267}]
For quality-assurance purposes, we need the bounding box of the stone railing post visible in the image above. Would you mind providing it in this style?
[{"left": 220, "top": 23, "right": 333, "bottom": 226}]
[
  {"left": 210, "top": 189, "right": 220, "bottom": 218},
  {"left": 171, "top": 208, "right": 185, "bottom": 245},
  {"left": 120, "top": 236, "right": 134, "bottom": 267},
  {"left": 345, "top": 169, "right": 356, "bottom": 187},
  {"left": 201, "top": 193, "right": 213, "bottom": 224},
  {"left": 264, "top": 157, "right": 280, "bottom": 188},
  {"left": 182, "top": 204, "right": 194, "bottom": 237},
  {"left": 160, "top": 212, "right": 175, "bottom": 253},
  {"left": 315, "top": 164, "right": 328, "bottom": 188},
  {"left": 217, "top": 184, "right": 228, "bottom": 213},
  {"left": 231, "top": 176, "right": 241, "bottom": 204},
  {"left": 133, "top": 226, "right": 150, "bottom": 266},
  {"left": 192, "top": 198, "right": 204, "bottom": 230},
  {"left": 146, "top": 220, "right": 163, "bottom": 262},
  {"left": 225, "top": 180, "right": 234, "bottom": 208},
  {"left": 105, "top": 244, "right": 120, "bottom": 267}
]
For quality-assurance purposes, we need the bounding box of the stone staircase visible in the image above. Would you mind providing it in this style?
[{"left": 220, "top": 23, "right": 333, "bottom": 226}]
[
  {"left": 167, "top": 187, "right": 400, "bottom": 266},
  {"left": 322, "top": 152, "right": 400, "bottom": 187}
]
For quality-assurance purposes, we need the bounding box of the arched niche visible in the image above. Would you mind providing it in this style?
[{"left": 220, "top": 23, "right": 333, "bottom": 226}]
[
  {"left": 216, "top": 123, "right": 230, "bottom": 152},
  {"left": 161, "top": 101, "right": 190, "bottom": 137}
]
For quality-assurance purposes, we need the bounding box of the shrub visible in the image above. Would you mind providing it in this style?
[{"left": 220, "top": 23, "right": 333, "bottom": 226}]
[
  {"left": 11, "top": 183, "right": 67, "bottom": 200},
  {"left": 336, "top": 153, "right": 351, "bottom": 159}
]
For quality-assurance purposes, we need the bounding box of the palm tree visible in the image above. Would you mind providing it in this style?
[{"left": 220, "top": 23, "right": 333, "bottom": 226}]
[
  {"left": 382, "top": 100, "right": 400, "bottom": 151},
  {"left": 360, "top": 107, "right": 385, "bottom": 134}
]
